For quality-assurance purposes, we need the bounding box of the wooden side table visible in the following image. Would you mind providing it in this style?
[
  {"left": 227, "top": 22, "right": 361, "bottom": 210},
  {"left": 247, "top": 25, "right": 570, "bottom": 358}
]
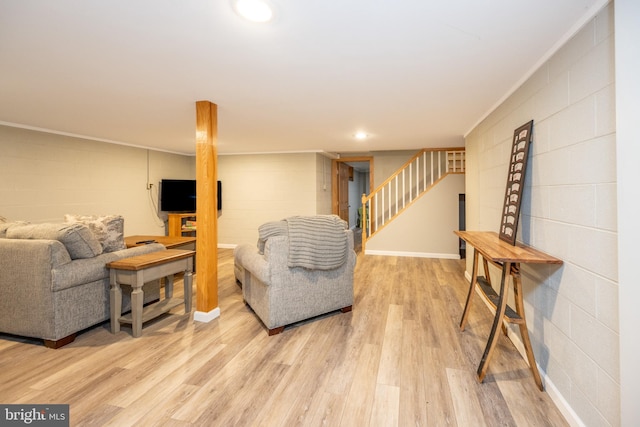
[
  {"left": 455, "top": 231, "right": 562, "bottom": 391},
  {"left": 107, "top": 249, "right": 195, "bottom": 338},
  {"left": 125, "top": 235, "right": 197, "bottom": 271}
]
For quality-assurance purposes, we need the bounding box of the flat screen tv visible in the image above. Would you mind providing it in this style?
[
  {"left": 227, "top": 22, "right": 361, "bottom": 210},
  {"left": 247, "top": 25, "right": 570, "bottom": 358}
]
[
  {"left": 160, "top": 179, "right": 221, "bottom": 212},
  {"left": 160, "top": 179, "right": 196, "bottom": 212}
]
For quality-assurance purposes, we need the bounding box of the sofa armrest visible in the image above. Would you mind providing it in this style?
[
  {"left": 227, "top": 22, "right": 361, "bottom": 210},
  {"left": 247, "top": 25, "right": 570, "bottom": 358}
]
[
  {"left": 234, "top": 244, "right": 270, "bottom": 285},
  {"left": 0, "top": 239, "right": 61, "bottom": 335},
  {"left": 52, "top": 243, "right": 166, "bottom": 292}
]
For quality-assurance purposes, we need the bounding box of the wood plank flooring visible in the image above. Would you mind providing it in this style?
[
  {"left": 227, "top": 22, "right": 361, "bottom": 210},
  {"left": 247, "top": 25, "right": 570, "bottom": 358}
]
[{"left": 0, "top": 249, "right": 569, "bottom": 426}]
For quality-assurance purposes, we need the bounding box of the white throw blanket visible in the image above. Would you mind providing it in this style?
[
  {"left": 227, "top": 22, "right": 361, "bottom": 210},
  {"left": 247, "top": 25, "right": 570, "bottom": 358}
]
[{"left": 286, "top": 215, "right": 348, "bottom": 270}]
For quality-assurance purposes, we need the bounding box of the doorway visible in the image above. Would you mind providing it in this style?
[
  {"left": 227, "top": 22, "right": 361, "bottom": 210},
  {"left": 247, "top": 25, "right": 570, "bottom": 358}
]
[{"left": 331, "top": 157, "right": 374, "bottom": 230}]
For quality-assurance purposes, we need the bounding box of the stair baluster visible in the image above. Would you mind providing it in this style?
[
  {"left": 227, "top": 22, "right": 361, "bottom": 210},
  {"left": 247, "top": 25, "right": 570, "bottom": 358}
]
[{"left": 361, "top": 147, "right": 465, "bottom": 251}]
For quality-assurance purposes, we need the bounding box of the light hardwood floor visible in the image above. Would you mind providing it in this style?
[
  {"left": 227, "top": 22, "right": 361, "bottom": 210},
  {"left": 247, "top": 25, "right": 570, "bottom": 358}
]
[{"left": 0, "top": 249, "right": 569, "bottom": 426}]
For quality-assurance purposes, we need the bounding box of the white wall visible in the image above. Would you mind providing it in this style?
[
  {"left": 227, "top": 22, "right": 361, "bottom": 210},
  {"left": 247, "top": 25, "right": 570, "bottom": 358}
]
[
  {"left": 0, "top": 125, "right": 194, "bottom": 235},
  {"left": 315, "top": 154, "right": 333, "bottom": 216},
  {"left": 364, "top": 149, "right": 465, "bottom": 257},
  {"left": 216, "top": 152, "right": 331, "bottom": 246},
  {"left": 613, "top": 1, "right": 640, "bottom": 425},
  {"left": 465, "top": 3, "right": 617, "bottom": 426},
  {"left": 371, "top": 150, "right": 417, "bottom": 187},
  {"left": 366, "top": 173, "right": 465, "bottom": 257}
]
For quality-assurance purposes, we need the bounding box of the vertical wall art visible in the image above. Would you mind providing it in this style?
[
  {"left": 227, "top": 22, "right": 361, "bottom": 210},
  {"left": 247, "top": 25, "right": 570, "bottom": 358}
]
[{"left": 499, "top": 120, "right": 533, "bottom": 245}]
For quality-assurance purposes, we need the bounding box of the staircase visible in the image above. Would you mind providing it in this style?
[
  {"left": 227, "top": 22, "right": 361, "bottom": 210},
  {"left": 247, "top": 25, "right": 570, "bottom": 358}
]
[{"left": 361, "top": 147, "right": 465, "bottom": 250}]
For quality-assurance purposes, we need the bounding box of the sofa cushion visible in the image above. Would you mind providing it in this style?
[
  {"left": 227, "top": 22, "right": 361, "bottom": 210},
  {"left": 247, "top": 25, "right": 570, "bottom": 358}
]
[
  {"left": 7, "top": 223, "right": 103, "bottom": 259},
  {"left": 64, "top": 214, "right": 126, "bottom": 253}
]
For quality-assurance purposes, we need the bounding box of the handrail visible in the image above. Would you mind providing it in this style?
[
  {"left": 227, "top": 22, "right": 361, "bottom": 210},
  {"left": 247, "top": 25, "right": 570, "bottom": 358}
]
[
  {"left": 368, "top": 147, "right": 465, "bottom": 196},
  {"left": 361, "top": 147, "right": 465, "bottom": 251}
]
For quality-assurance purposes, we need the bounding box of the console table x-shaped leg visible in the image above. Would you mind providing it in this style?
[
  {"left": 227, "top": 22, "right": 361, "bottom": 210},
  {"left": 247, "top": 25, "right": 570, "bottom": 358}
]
[
  {"left": 455, "top": 231, "right": 562, "bottom": 392},
  {"left": 460, "top": 252, "right": 542, "bottom": 389}
]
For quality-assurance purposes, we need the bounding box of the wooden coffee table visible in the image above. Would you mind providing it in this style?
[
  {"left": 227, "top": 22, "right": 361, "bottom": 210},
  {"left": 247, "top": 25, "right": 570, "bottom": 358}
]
[
  {"left": 124, "top": 235, "right": 196, "bottom": 250},
  {"left": 107, "top": 249, "right": 195, "bottom": 338}
]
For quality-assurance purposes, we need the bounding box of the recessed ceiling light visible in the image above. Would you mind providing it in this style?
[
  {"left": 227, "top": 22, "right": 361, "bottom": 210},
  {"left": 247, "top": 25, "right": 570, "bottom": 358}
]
[
  {"left": 354, "top": 131, "right": 368, "bottom": 140},
  {"left": 235, "top": 0, "right": 273, "bottom": 23}
]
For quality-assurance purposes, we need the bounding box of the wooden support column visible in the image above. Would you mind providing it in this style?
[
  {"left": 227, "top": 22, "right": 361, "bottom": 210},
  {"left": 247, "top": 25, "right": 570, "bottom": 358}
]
[{"left": 193, "top": 100, "right": 220, "bottom": 322}]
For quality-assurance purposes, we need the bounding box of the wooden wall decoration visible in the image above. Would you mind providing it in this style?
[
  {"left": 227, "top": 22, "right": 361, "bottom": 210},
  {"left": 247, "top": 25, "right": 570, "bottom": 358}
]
[{"left": 499, "top": 120, "right": 534, "bottom": 245}]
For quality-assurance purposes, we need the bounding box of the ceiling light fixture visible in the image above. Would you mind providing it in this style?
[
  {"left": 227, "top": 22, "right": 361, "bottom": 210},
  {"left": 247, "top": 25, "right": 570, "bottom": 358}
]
[
  {"left": 234, "top": 0, "right": 273, "bottom": 23},
  {"left": 354, "top": 131, "right": 368, "bottom": 140}
]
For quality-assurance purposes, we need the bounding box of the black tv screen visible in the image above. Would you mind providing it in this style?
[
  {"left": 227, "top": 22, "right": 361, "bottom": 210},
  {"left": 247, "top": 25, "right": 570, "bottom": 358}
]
[
  {"left": 160, "top": 179, "right": 221, "bottom": 212},
  {"left": 161, "top": 179, "right": 196, "bottom": 212}
]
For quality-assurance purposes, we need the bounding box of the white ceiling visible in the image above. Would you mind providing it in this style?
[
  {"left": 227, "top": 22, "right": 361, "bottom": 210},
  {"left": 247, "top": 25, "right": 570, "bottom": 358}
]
[{"left": 0, "top": 0, "right": 607, "bottom": 156}]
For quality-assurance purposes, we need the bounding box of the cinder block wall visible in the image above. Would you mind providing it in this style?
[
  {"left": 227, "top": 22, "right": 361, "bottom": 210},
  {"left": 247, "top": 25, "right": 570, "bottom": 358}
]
[
  {"left": 0, "top": 125, "right": 194, "bottom": 235},
  {"left": 216, "top": 152, "right": 327, "bottom": 246},
  {"left": 465, "top": 3, "right": 617, "bottom": 426}
]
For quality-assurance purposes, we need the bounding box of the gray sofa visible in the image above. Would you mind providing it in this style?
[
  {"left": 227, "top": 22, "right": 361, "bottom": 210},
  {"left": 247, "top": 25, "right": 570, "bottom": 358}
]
[
  {"left": 0, "top": 220, "right": 165, "bottom": 348},
  {"left": 234, "top": 215, "right": 356, "bottom": 335}
]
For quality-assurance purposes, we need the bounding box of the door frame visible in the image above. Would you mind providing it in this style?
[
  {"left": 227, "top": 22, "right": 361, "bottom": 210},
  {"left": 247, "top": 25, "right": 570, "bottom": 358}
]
[{"left": 331, "top": 156, "right": 374, "bottom": 225}]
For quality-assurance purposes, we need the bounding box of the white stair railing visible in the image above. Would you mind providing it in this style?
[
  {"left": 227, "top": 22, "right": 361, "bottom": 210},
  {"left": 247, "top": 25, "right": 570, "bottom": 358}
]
[{"left": 361, "top": 148, "right": 465, "bottom": 249}]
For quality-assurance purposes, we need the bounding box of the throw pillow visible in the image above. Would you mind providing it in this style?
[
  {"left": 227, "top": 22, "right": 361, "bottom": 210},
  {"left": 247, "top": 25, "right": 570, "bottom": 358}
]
[
  {"left": 64, "top": 214, "right": 126, "bottom": 252},
  {"left": 7, "top": 222, "right": 103, "bottom": 259},
  {"left": 0, "top": 220, "right": 29, "bottom": 238}
]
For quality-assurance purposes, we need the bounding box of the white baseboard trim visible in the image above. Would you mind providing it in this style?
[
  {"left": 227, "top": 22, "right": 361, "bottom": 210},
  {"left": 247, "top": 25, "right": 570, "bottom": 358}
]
[
  {"left": 217, "top": 243, "right": 237, "bottom": 249},
  {"left": 462, "top": 271, "right": 583, "bottom": 426},
  {"left": 544, "top": 372, "right": 586, "bottom": 427},
  {"left": 364, "top": 249, "right": 460, "bottom": 259},
  {"left": 505, "top": 324, "right": 584, "bottom": 426},
  {"left": 193, "top": 307, "right": 220, "bottom": 323}
]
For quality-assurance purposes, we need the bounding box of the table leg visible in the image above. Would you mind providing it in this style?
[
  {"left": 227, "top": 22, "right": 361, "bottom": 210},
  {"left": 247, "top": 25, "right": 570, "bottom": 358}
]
[
  {"left": 482, "top": 258, "right": 509, "bottom": 336},
  {"left": 477, "top": 261, "right": 511, "bottom": 383},
  {"left": 184, "top": 269, "right": 193, "bottom": 313},
  {"left": 109, "top": 270, "right": 122, "bottom": 334},
  {"left": 165, "top": 274, "right": 174, "bottom": 299},
  {"left": 460, "top": 248, "right": 480, "bottom": 331},
  {"left": 131, "top": 271, "right": 144, "bottom": 338},
  {"left": 512, "top": 267, "right": 544, "bottom": 391},
  {"left": 483, "top": 258, "right": 491, "bottom": 285}
]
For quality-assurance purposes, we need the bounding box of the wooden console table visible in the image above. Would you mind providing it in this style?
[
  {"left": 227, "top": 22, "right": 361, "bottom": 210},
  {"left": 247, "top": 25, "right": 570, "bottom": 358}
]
[
  {"left": 455, "top": 231, "right": 562, "bottom": 391},
  {"left": 107, "top": 249, "right": 195, "bottom": 338}
]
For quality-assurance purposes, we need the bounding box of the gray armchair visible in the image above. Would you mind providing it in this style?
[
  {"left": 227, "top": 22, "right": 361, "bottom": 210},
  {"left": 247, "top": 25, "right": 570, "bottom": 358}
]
[{"left": 234, "top": 215, "right": 356, "bottom": 335}]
